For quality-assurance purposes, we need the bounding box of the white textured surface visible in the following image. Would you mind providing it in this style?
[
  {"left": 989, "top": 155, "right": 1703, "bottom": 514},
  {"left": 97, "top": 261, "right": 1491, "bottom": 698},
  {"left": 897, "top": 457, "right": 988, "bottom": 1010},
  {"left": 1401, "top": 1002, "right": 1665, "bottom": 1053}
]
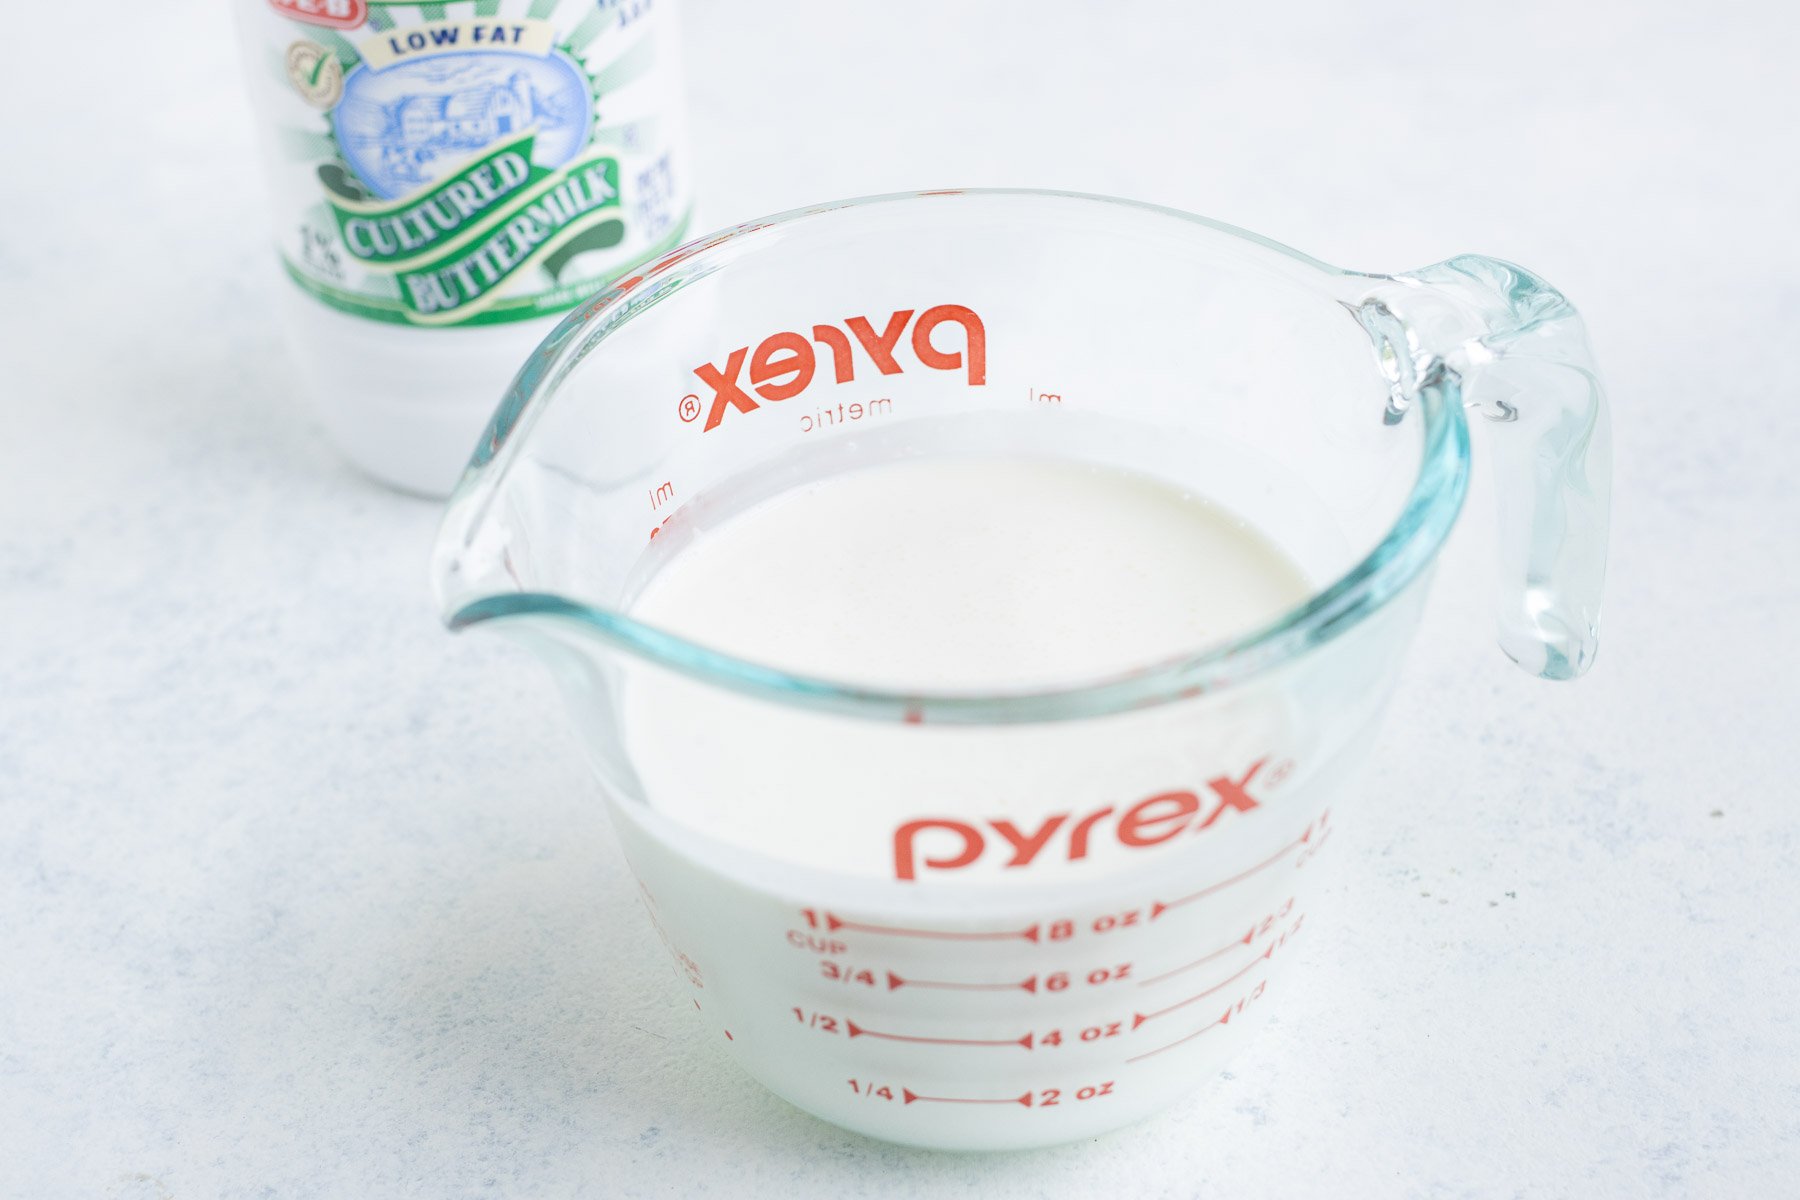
[{"left": 4, "top": 1, "right": 1798, "bottom": 1196}]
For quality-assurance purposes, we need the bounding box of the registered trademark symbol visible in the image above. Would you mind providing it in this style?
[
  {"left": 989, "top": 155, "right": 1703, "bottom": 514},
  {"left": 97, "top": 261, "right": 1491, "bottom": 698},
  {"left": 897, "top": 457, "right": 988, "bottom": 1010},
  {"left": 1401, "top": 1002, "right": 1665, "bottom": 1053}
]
[{"left": 677, "top": 393, "right": 701, "bottom": 423}]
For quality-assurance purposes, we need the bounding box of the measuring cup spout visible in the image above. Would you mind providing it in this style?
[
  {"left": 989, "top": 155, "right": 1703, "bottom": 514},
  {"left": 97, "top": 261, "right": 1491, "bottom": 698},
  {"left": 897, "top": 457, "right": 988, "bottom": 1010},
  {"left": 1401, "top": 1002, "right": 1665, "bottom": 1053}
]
[{"left": 1353, "top": 255, "right": 1612, "bottom": 680}]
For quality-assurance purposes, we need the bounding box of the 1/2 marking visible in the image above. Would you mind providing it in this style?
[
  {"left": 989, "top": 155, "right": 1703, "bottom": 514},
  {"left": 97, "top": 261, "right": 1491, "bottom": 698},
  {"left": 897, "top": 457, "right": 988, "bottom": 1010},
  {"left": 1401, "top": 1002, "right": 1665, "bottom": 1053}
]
[
  {"left": 792, "top": 1008, "right": 842, "bottom": 1034},
  {"left": 847, "top": 1019, "right": 1034, "bottom": 1050}
]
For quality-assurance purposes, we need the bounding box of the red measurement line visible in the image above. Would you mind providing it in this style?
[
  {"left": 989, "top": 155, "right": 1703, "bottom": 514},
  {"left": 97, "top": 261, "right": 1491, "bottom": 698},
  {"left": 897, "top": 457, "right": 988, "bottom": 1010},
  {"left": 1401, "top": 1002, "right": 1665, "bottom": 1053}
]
[
  {"left": 1125, "top": 1011, "right": 1229, "bottom": 1063},
  {"left": 903, "top": 1088, "right": 1033, "bottom": 1107},
  {"left": 1132, "top": 950, "right": 1269, "bottom": 1028},
  {"left": 1136, "top": 928, "right": 1254, "bottom": 988},
  {"left": 1151, "top": 819, "right": 1321, "bottom": 919},
  {"left": 848, "top": 1020, "right": 1034, "bottom": 1050},
  {"left": 826, "top": 913, "right": 1039, "bottom": 942},
  {"left": 888, "top": 972, "right": 1037, "bottom": 993}
]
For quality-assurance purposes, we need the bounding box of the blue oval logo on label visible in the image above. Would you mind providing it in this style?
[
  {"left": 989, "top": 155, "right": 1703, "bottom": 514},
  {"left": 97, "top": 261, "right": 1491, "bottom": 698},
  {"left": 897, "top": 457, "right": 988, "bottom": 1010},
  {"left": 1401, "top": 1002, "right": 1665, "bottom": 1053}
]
[{"left": 334, "top": 49, "right": 590, "bottom": 200}]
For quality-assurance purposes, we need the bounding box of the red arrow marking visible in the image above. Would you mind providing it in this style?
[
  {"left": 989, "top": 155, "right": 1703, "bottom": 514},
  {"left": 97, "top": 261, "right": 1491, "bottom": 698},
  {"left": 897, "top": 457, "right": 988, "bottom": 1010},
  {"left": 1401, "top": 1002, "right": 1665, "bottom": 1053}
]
[
  {"left": 848, "top": 1020, "right": 1034, "bottom": 1050},
  {"left": 826, "top": 913, "right": 1039, "bottom": 942},
  {"left": 1125, "top": 1009, "right": 1230, "bottom": 1063},
  {"left": 1135, "top": 927, "right": 1254, "bottom": 988},
  {"left": 1151, "top": 822, "right": 1319, "bottom": 919},
  {"left": 903, "top": 1088, "right": 1033, "bottom": 1107},
  {"left": 1132, "top": 949, "right": 1272, "bottom": 1028},
  {"left": 887, "top": 971, "right": 1038, "bottom": 993}
]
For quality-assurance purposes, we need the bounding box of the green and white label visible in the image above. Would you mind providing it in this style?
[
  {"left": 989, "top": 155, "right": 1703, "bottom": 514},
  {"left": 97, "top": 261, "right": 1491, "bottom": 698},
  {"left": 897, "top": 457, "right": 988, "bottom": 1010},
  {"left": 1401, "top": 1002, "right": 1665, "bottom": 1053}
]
[{"left": 248, "top": 0, "right": 691, "bottom": 327}]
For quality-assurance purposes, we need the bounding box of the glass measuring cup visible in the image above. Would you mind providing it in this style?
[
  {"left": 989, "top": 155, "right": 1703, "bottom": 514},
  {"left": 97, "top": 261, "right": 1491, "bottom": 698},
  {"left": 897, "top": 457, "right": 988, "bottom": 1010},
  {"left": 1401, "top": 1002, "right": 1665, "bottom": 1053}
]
[{"left": 431, "top": 190, "right": 1611, "bottom": 1150}]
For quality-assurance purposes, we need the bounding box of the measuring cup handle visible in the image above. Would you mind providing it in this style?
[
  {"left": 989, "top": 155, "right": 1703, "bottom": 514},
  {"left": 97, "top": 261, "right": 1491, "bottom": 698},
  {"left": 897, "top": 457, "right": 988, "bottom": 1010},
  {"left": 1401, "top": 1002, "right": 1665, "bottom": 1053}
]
[{"left": 1369, "top": 255, "right": 1612, "bottom": 679}]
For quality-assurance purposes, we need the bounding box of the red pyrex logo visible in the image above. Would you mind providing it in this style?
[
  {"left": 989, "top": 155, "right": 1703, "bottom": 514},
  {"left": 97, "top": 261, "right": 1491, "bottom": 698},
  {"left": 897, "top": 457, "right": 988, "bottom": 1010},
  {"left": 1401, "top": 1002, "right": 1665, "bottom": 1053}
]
[
  {"left": 892, "top": 757, "right": 1276, "bottom": 881},
  {"left": 690, "top": 304, "right": 986, "bottom": 431},
  {"left": 269, "top": 0, "right": 367, "bottom": 30}
]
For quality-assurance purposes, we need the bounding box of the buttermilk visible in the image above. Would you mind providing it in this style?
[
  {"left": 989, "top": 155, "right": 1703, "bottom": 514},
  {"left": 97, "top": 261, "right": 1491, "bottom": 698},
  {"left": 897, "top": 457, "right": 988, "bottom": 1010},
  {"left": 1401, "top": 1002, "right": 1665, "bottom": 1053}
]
[
  {"left": 338, "top": 151, "right": 531, "bottom": 261},
  {"left": 399, "top": 163, "right": 618, "bottom": 315}
]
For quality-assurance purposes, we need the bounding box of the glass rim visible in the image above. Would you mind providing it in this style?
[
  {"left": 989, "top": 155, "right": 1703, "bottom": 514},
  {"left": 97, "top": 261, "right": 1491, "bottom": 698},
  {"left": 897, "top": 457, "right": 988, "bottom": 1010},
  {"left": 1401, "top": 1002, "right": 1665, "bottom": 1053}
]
[{"left": 435, "top": 188, "right": 1473, "bottom": 724}]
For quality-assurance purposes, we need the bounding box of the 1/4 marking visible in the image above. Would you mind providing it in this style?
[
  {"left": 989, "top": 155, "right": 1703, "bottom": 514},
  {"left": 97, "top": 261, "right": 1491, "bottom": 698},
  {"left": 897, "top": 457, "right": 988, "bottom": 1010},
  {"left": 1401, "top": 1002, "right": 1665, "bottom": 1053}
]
[{"left": 893, "top": 1082, "right": 1115, "bottom": 1107}]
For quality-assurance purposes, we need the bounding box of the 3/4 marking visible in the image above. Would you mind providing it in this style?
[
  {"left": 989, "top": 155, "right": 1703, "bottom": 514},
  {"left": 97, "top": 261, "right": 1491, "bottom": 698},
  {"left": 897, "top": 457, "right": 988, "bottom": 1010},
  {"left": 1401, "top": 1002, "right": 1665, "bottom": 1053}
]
[
  {"left": 887, "top": 971, "right": 1036, "bottom": 993},
  {"left": 822, "top": 961, "right": 880, "bottom": 988}
]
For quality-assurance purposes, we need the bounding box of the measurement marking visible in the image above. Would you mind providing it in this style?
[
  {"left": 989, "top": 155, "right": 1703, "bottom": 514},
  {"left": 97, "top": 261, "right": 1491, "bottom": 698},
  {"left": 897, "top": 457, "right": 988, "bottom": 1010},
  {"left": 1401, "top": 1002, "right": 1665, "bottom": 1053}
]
[
  {"left": 903, "top": 1088, "right": 1033, "bottom": 1107},
  {"left": 887, "top": 971, "right": 1038, "bottom": 993},
  {"left": 1150, "top": 818, "right": 1322, "bottom": 919},
  {"left": 1125, "top": 1010, "right": 1228, "bottom": 1063},
  {"left": 1136, "top": 928, "right": 1253, "bottom": 988},
  {"left": 1132, "top": 951, "right": 1269, "bottom": 1028},
  {"left": 848, "top": 1020, "right": 1034, "bottom": 1050},
  {"left": 824, "top": 912, "right": 1040, "bottom": 942}
]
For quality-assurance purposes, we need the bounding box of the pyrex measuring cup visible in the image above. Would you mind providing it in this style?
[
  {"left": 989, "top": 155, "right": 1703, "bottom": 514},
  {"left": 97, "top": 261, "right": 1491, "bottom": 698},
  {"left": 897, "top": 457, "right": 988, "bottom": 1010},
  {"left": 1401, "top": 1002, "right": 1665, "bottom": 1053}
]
[{"left": 431, "top": 190, "right": 1610, "bottom": 1150}]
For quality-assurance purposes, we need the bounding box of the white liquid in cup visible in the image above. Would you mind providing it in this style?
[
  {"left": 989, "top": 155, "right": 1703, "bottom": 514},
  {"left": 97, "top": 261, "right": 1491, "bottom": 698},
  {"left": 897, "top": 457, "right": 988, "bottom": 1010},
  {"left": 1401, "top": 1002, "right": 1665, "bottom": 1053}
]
[
  {"left": 623, "top": 457, "right": 1311, "bottom": 878},
  {"left": 601, "top": 455, "right": 1361, "bottom": 1148}
]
